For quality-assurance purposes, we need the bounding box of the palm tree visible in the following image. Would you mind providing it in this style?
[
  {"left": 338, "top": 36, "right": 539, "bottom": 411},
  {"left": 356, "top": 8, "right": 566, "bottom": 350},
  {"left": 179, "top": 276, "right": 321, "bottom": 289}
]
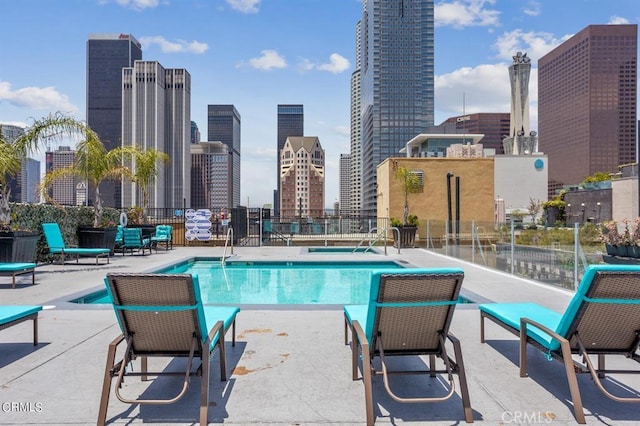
[
  {"left": 40, "top": 130, "right": 133, "bottom": 227},
  {"left": 129, "top": 148, "right": 170, "bottom": 222},
  {"left": 1, "top": 113, "right": 90, "bottom": 228},
  {"left": 0, "top": 132, "right": 22, "bottom": 227},
  {"left": 395, "top": 165, "right": 422, "bottom": 226}
]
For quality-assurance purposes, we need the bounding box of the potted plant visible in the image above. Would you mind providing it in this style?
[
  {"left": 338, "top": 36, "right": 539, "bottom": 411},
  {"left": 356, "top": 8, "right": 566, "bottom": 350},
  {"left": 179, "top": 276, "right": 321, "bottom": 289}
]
[
  {"left": 600, "top": 220, "right": 621, "bottom": 256},
  {"left": 391, "top": 165, "right": 422, "bottom": 248},
  {"left": 1, "top": 114, "right": 90, "bottom": 262}
]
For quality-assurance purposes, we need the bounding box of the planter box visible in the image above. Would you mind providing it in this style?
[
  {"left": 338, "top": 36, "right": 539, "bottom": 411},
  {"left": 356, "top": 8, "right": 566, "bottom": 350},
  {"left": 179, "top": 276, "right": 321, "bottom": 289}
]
[
  {"left": 77, "top": 226, "right": 118, "bottom": 255},
  {"left": 393, "top": 226, "right": 417, "bottom": 248},
  {"left": 0, "top": 230, "right": 39, "bottom": 263}
]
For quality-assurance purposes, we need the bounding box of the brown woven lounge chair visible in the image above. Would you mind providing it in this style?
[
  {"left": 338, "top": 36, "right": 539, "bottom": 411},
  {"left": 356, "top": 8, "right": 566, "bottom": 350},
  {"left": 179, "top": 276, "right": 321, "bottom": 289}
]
[
  {"left": 98, "top": 273, "right": 240, "bottom": 426},
  {"left": 344, "top": 267, "right": 472, "bottom": 425},
  {"left": 479, "top": 264, "right": 640, "bottom": 424}
]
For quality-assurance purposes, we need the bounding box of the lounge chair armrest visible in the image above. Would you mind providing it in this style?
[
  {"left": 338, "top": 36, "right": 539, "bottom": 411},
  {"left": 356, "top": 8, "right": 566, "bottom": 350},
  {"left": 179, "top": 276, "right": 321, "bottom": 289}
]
[
  {"left": 520, "top": 317, "right": 568, "bottom": 344},
  {"left": 351, "top": 320, "right": 369, "bottom": 347},
  {"left": 206, "top": 320, "right": 225, "bottom": 346}
]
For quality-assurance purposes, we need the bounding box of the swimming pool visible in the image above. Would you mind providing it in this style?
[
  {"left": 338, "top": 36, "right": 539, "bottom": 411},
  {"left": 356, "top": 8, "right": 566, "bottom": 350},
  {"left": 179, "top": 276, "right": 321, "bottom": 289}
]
[{"left": 73, "top": 258, "right": 406, "bottom": 305}]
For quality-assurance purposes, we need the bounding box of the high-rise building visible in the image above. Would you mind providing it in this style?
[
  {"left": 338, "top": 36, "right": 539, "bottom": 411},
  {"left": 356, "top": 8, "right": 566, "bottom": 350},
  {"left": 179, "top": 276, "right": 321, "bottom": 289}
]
[
  {"left": 339, "top": 153, "right": 351, "bottom": 215},
  {"left": 280, "top": 136, "right": 325, "bottom": 218},
  {"left": 191, "top": 141, "right": 232, "bottom": 210},
  {"left": 440, "top": 113, "right": 511, "bottom": 155},
  {"left": 349, "top": 19, "right": 363, "bottom": 216},
  {"left": 87, "top": 33, "right": 142, "bottom": 208},
  {"left": 45, "top": 146, "right": 77, "bottom": 206},
  {"left": 276, "top": 104, "right": 304, "bottom": 214},
  {"left": 538, "top": 24, "right": 637, "bottom": 197},
  {"left": 358, "top": 0, "right": 435, "bottom": 214},
  {"left": 122, "top": 61, "right": 191, "bottom": 210},
  {"left": 190, "top": 121, "right": 200, "bottom": 144},
  {"left": 207, "top": 105, "right": 241, "bottom": 209},
  {"left": 1, "top": 124, "right": 40, "bottom": 203}
]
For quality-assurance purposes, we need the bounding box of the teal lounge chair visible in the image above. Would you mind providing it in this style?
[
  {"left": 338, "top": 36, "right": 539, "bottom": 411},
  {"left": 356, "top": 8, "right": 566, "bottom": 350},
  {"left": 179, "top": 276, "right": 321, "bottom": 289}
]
[
  {"left": 344, "top": 268, "right": 473, "bottom": 425},
  {"left": 150, "top": 224, "right": 172, "bottom": 252},
  {"left": 479, "top": 264, "right": 640, "bottom": 424},
  {"left": 0, "top": 305, "right": 42, "bottom": 345},
  {"left": 0, "top": 262, "right": 36, "bottom": 288},
  {"left": 42, "top": 223, "right": 110, "bottom": 265},
  {"left": 98, "top": 273, "right": 240, "bottom": 426},
  {"left": 120, "top": 227, "right": 152, "bottom": 255}
]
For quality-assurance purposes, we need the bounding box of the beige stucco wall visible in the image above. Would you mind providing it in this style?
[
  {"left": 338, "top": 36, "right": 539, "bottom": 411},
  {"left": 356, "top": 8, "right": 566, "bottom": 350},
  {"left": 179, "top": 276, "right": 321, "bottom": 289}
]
[{"left": 377, "top": 157, "right": 495, "bottom": 232}]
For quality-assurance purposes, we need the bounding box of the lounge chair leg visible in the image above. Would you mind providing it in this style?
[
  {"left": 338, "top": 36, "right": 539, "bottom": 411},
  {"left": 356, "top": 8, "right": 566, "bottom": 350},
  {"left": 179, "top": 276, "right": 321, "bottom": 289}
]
[
  {"left": 200, "top": 342, "right": 210, "bottom": 426},
  {"left": 98, "top": 335, "right": 124, "bottom": 426},
  {"left": 597, "top": 354, "right": 605, "bottom": 379},
  {"left": 31, "top": 268, "right": 35, "bottom": 285},
  {"left": 353, "top": 321, "right": 374, "bottom": 425},
  {"left": 479, "top": 312, "right": 485, "bottom": 343},
  {"left": 519, "top": 320, "right": 528, "bottom": 378},
  {"left": 218, "top": 323, "right": 227, "bottom": 381},
  {"left": 32, "top": 314, "right": 38, "bottom": 346},
  {"left": 560, "top": 339, "right": 586, "bottom": 424},
  {"left": 450, "top": 334, "right": 473, "bottom": 423},
  {"left": 141, "top": 357, "right": 148, "bottom": 381},
  {"left": 429, "top": 355, "right": 436, "bottom": 377}
]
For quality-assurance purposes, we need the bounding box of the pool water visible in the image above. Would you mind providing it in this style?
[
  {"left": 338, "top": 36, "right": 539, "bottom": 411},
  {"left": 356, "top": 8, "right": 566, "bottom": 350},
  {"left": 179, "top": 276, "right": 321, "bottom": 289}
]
[{"left": 77, "top": 259, "right": 404, "bottom": 305}]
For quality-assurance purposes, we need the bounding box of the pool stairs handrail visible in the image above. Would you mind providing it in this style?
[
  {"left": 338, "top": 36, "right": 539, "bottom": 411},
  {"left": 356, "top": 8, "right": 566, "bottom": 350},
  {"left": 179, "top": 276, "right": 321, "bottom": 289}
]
[
  {"left": 354, "top": 227, "right": 400, "bottom": 255},
  {"left": 222, "top": 227, "right": 234, "bottom": 266}
]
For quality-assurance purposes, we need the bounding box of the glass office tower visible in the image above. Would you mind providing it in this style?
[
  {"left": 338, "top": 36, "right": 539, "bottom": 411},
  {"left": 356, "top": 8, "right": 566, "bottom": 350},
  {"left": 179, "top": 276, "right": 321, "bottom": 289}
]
[
  {"left": 208, "top": 105, "right": 241, "bottom": 209},
  {"left": 87, "top": 34, "right": 142, "bottom": 208},
  {"left": 275, "top": 104, "right": 304, "bottom": 215},
  {"left": 359, "top": 0, "right": 435, "bottom": 214}
]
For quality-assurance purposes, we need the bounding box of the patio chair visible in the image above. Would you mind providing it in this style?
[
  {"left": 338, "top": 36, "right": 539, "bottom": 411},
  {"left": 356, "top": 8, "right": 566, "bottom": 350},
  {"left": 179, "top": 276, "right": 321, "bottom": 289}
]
[
  {"left": 150, "top": 224, "right": 172, "bottom": 252},
  {"left": 98, "top": 273, "right": 240, "bottom": 426},
  {"left": 479, "top": 264, "right": 640, "bottom": 424},
  {"left": 120, "top": 227, "right": 152, "bottom": 255},
  {"left": 344, "top": 268, "right": 473, "bottom": 425},
  {"left": 0, "top": 262, "right": 36, "bottom": 288},
  {"left": 0, "top": 305, "right": 42, "bottom": 345},
  {"left": 42, "top": 223, "right": 110, "bottom": 265}
]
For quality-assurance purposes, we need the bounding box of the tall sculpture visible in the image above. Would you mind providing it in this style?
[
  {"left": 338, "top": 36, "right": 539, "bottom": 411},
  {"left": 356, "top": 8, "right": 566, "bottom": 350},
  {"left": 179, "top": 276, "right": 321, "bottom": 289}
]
[{"left": 503, "top": 52, "right": 537, "bottom": 155}]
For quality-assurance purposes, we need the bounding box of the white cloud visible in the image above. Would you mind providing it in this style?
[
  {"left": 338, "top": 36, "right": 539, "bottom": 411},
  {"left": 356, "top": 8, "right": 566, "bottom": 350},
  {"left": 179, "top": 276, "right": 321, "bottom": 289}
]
[
  {"left": 226, "top": 0, "right": 260, "bottom": 13},
  {"left": 435, "top": 63, "right": 539, "bottom": 129},
  {"left": 99, "top": 0, "right": 160, "bottom": 11},
  {"left": 435, "top": 0, "right": 500, "bottom": 28},
  {"left": 139, "top": 36, "right": 209, "bottom": 54},
  {"left": 523, "top": 1, "right": 541, "bottom": 17},
  {"left": 298, "top": 53, "right": 351, "bottom": 74},
  {"left": 246, "top": 50, "right": 288, "bottom": 71},
  {"left": 493, "top": 29, "right": 570, "bottom": 62},
  {"left": 0, "top": 81, "right": 78, "bottom": 114},
  {"left": 317, "top": 54, "right": 351, "bottom": 74},
  {"left": 608, "top": 16, "right": 630, "bottom": 25}
]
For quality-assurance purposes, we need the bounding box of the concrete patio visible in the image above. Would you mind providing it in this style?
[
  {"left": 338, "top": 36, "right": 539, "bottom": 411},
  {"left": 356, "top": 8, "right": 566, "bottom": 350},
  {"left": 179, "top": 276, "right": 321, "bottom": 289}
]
[{"left": 1, "top": 245, "right": 639, "bottom": 425}]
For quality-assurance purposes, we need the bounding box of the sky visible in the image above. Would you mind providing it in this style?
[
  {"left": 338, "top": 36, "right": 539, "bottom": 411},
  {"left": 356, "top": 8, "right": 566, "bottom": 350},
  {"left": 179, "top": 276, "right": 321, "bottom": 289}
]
[{"left": 1, "top": 0, "right": 638, "bottom": 208}]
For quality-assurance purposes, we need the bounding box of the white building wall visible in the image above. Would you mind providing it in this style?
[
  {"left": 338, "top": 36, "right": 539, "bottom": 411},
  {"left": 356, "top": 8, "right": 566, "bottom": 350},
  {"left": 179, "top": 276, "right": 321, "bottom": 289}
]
[
  {"left": 494, "top": 155, "right": 548, "bottom": 217},
  {"left": 611, "top": 177, "right": 638, "bottom": 223}
]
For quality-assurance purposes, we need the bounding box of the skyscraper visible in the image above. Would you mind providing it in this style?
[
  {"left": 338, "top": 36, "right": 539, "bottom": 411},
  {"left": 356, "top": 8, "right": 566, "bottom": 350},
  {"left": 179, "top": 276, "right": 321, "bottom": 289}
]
[
  {"left": 276, "top": 104, "right": 304, "bottom": 215},
  {"left": 359, "top": 0, "right": 435, "bottom": 214},
  {"left": 279, "top": 136, "right": 324, "bottom": 218},
  {"left": 45, "top": 146, "right": 76, "bottom": 206},
  {"left": 349, "top": 19, "right": 362, "bottom": 216},
  {"left": 87, "top": 33, "right": 142, "bottom": 208},
  {"left": 538, "top": 24, "right": 637, "bottom": 196},
  {"left": 339, "top": 153, "right": 351, "bottom": 215},
  {"left": 191, "top": 141, "right": 232, "bottom": 210},
  {"left": 440, "top": 113, "right": 511, "bottom": 155},
  {"left": 121, "top": 61, "right": 191, "bottom": 209},
  {"left": 207, "top": 105, "right": 241, "bottom": 209}
]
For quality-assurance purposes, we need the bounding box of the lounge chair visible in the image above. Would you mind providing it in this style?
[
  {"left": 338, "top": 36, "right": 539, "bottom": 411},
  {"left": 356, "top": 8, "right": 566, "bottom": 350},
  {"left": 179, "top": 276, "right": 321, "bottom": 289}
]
[
  {"left": 98, "top": 273, "right": 240, "bottom": 426},
  {"left": 150, "top": 224, "right": 172, "bottom": 252},
  {"left": 0, "top": 262, "right": 36, "bottom": 288},
  {"left": 344, "top": 268, "right": 473, "bottom": 425},
  {"left": 0, "top": 305, "right": 42, "bottom": 345},
  {"left": 479, "top": 264, "right": 640, "bottom": 424},
  {"left": 42, "top": 223, "right": 110, "bottom": 265},
  {"left": 120, "top": 227, "right": 152, "bottom": 255}
]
